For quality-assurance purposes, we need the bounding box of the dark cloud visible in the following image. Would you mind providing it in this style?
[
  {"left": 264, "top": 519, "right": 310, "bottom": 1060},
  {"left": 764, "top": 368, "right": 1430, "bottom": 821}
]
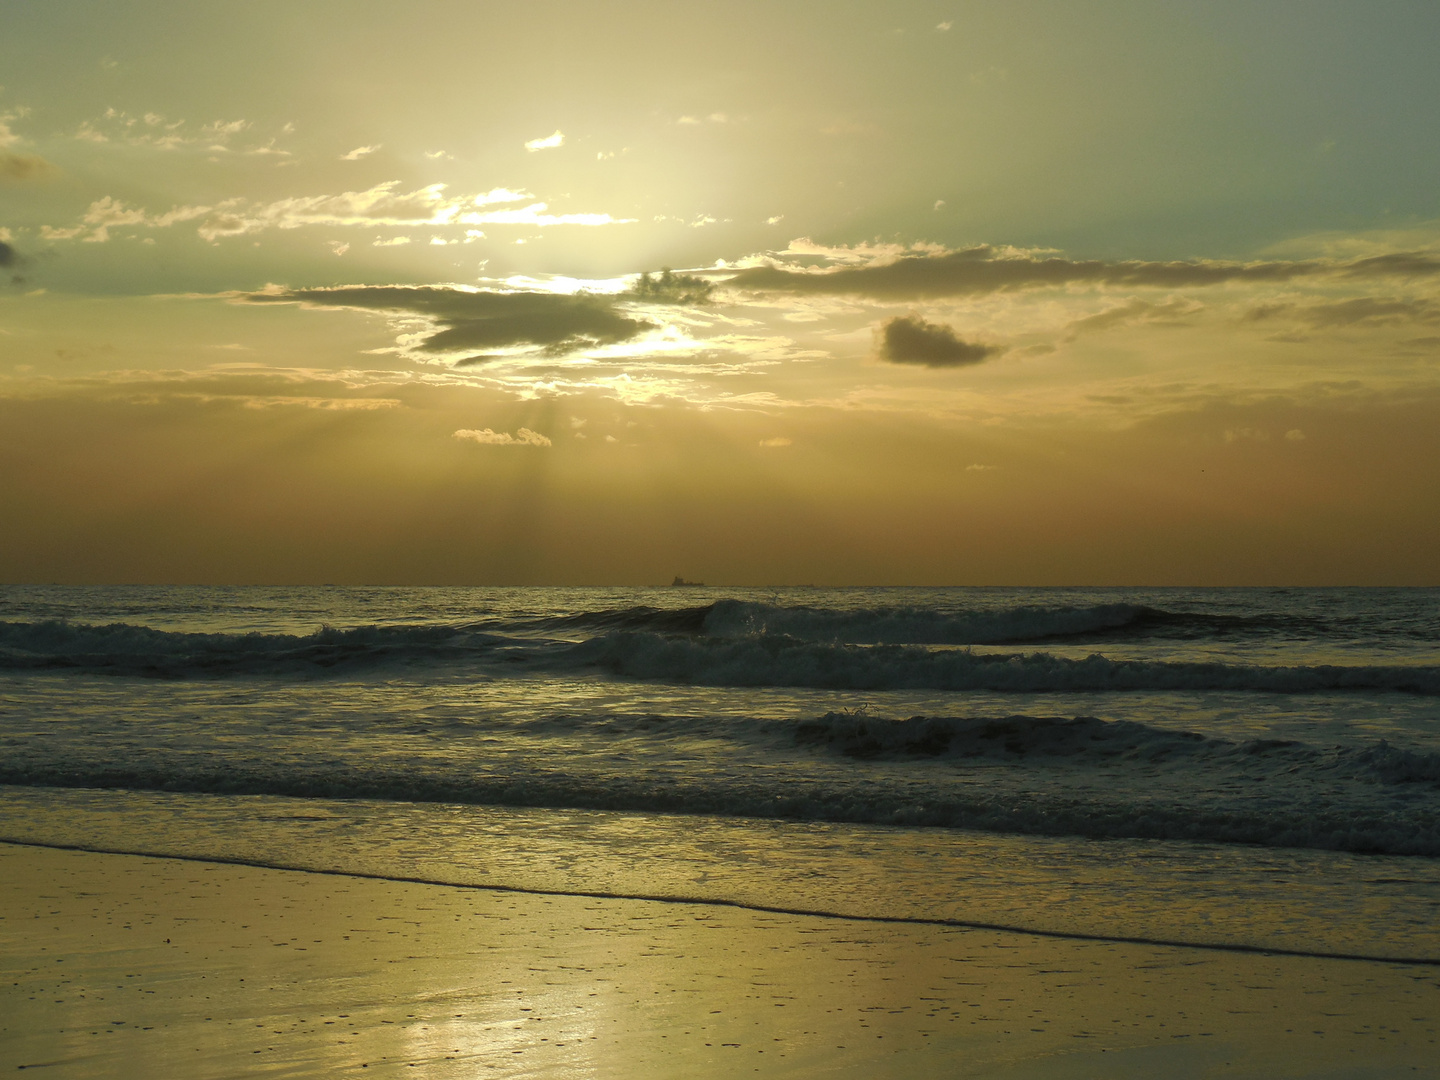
[
  {"left": 0, "top": 152, "right": 56, "bottom": 182},
  {"left": 878, "top": 315, "right": 1003, "bottom": 368},
  {"left": 246, "top": 286, "right": 655, "bottom": 356},
  {"left": 0, "top": 240, "right": 29, "bottom": 286},
  {"left": 724, "top": 246, "right": 1440, "bottom": 300},
  {"left": 628, "top": 268, "right": 714, "bottom": 304}
]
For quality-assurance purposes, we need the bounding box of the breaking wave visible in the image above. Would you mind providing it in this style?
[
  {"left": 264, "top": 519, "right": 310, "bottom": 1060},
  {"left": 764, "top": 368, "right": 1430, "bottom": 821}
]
[
  {"left": 697, "top": 598, "right": 1305, "bottom": 644},
  {"left": 3, "top": 711, "right": 1437, "bottom": 854},
  {"left": 0, "top": 620, "right": 507, "bottom": 676},
  {"left": 575, "top": 632, "right": 1440, "bottom": 695},
  {"left": 4, "top": 618, "right": 1439, "bottom": 694},
  {"left": 529, "top": 598, "right": 1320, "bottom": 645}
]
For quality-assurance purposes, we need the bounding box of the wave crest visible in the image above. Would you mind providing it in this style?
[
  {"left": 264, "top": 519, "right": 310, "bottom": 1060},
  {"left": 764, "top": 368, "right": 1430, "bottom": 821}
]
[{"left": 576, "top": 631, "right": 1440, "bottom": 695}]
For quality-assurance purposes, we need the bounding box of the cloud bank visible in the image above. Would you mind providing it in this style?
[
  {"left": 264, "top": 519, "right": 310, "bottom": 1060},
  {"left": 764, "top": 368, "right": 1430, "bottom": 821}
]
[{"left": 724, "top": 245, "right": 1440, "bottom": 299}]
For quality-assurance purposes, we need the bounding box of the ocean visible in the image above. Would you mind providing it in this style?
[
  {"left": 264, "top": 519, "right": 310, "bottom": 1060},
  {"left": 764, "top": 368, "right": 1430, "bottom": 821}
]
[{"left": 2, "top": 585, "right": 1438, "bottom": 964}]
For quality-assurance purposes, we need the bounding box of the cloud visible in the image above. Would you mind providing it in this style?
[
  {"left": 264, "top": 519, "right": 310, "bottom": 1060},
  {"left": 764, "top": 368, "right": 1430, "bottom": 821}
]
[
  {"left": 628, "top": 268, "right": 715, "bottom": 304},
  {"left": 340, "top": 144, "right": 381, "bottom": 160},
  {"left": 246, "top": 285, "right": 657, "bottom": 356},
  {"left": 472, "top": 188, "right": 532, "bottom": 206},
  {"left": 1063, "top": 297, "right": 1204, "bottom": 340},
  {"left": 1224, "top": 427, "right": 1269, "bottom": 443},
  {"left": 724, "top": 245, "right": 1440, "bottom": 300},
  {"left": 71, "top": 109, "right": 283, "bottom": 156},
  {"left": 0, "top": 238, "right": 26, "bottom": 286},
  {"left": 1245, "top": 296, "right": 1439, "bottom": 328},
  {"left": 1, "top": 151, "right": 55, "bottom": 181},
  {"left": 454, "top": 427, "right": 552, "bottom": 446},
  {"left": 758, "top": 436, "right": 792, "bottom": 447},
  {"left": 43, "top": 196, "right": 212, "bottom": 243},
  {"left": 524, "top": 130, "right": 564, "bottom": 151},
  {"left": 37, "top": 182, "right": 628, "bottom": 244},
  {"left": 0, "top": 111, "right": 56, "bottom": 181},
  {"left": 877, "top": 315, "right": 1004, "bottom": 368}
]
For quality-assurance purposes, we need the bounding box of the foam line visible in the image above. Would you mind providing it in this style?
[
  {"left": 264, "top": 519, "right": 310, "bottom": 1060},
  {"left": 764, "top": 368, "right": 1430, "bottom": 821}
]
[{"left": 4, "top": 838, "right": 1437, "bottom": 968}]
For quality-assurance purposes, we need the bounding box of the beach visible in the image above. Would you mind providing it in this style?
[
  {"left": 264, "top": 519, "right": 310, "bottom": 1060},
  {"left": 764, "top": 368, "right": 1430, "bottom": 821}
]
[
  {"left": 8, "top": 2, "right": 1440, "bottom": 1072},
  {"left": 3, "top": 584, "right": 1439, "bottom": 1075},
  {"left": 4, "top": 841, "right": 1438, "bottom": 1079}
]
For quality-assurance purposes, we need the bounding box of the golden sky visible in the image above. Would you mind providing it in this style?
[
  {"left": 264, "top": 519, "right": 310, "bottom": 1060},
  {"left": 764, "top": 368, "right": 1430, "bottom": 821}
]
[{"left": 2, "top": 1, "right": 1439, "bottom": 584}]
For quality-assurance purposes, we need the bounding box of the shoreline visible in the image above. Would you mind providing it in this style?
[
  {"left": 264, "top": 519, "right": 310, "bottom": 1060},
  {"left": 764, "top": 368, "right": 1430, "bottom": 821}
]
[
  {"left": 4, "top": 842, "right": 1438, "bottom": 1078},
  {"left": 6, "top": 836, "right": 1438, "bottom": 969}
]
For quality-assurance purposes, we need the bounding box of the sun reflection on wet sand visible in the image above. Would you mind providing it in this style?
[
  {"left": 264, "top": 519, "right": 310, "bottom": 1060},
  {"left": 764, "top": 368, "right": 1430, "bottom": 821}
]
[{"left": 4, "top": 843, "right": 1437, "bottom": 1078}]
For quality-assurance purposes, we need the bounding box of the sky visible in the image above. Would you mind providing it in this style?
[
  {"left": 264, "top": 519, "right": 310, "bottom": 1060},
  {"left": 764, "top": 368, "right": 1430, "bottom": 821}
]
[{"left": 2, "top": 0, "right": 1439, "bottom": 585}]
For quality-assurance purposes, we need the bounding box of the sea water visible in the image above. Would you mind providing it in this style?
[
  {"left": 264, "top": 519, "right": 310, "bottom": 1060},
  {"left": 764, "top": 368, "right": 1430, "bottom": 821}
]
[{"left": 2, "top": 586, "right": 1437, "bottom": 961}]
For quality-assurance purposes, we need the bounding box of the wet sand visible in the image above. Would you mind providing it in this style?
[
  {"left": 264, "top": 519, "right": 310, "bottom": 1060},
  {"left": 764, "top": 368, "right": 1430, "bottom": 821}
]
[{"left": 2, "top": 842, "right": 1437, "bottom": 1078}]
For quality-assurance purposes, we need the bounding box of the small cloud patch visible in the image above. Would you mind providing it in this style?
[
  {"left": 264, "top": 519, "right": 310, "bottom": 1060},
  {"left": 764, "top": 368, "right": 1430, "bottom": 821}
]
[
  {"left": 878, "top": 315, "right": 1004, "bottom": 368},
  {"left": 758, "top": 437, "right": 792, "bottom": 448},
  {"left": 525, "top": 130, "right": 564, "bottom": 151},
  {"left": 340, "top": 145, "right": 381, "bottom": 161},
  {"left": 454, "top": 427, "right": 552, "bottom": 447}
]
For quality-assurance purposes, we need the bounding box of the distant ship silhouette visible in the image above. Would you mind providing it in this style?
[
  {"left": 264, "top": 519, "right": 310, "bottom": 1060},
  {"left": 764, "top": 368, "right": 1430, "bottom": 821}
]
[{"left": 671, "top": 576, "right": 705, "bottom": 587}]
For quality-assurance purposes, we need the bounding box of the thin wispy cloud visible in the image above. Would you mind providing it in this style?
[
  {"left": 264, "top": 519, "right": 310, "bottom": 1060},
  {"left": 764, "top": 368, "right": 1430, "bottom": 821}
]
[
  {"left": 340, "top": 144, "right": 381, "bottom": 160},
  {"left": 1246, "top": 296, "right": 1440, "bottom": 328},
  {"left": 36, "top": 182, "right": 630, "bottom": 244},
  {"left": 71, "top": 108, "right": 289, "bottom": 157}
]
